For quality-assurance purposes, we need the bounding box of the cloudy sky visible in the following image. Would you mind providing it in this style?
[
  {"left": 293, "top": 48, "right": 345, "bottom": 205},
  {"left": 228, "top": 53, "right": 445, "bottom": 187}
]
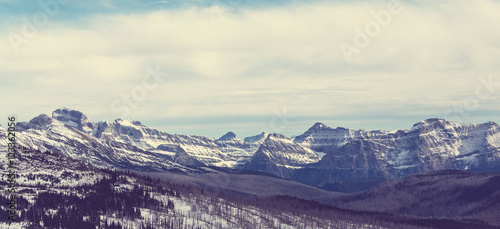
[{"left": 1, "top": 0, "right": 500, "bottom": 138}]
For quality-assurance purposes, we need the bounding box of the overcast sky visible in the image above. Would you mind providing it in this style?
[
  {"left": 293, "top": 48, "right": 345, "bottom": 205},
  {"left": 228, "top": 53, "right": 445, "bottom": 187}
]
[{"left": 1, "top": 0, "right": 500, "bottom": 138}]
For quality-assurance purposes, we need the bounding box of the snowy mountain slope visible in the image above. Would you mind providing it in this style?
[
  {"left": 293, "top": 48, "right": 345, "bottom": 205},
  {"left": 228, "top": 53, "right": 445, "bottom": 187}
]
[
  {"left": 93, "top": 118, "right": 227, "bottom": 165},
  {"left": 48, "top": 108, "right": 263, "bottom": 168},
  {"left": 0, "top": 147, "right": 107, "bottom": 205},
  {"left": 10, "top": 108, "right": 262, "bottom": 172},
  {"left": 15, "top": 114, "right": 113, "bottom": 169},
  {"left": 241, "top": 134, "right": 319, "bottom": 178},
  {"left": 2, "top": 108, "right": 263, "bottom": 173},
  {"left": 154, "top": 144, "right": 206, "bottom": 166},
  {"left": 94, "top": 119, "right": 264, "bottom": 167},
  {"left": 213, "top": 132, "right": 261, "bottom": 167},
  {"left": 13, "top": 114, "right": 198, "bottom": 173}
]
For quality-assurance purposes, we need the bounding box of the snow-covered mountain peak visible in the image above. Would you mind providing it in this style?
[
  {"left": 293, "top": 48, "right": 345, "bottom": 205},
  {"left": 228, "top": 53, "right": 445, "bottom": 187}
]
[
  {"left": 16, "top": 115, "right": 80, "bottom": 135},
  {"left": 94, "top": 119, "right": 145, "bottom": 140},
  {"left": 52, "top": 108, "right": 97, "bottom": 133},
  {"left": 410, "top": 118, "right": 458, "bottom": 132},
  {"left": 415, "top": 118, "right": 452, "bottom": 126},
  {"left": 217, "top": 131, "right": 238, "bottom": 141},
  {"left": 294, "top": 122, "right": 356, "bottom": 143},
  {"left": 244, "top": 131, "right": 269, "bottom": 144},
  {"left": 93, "top": 119, "right": 150, "bottom": 140},
  {"left": 305, "top": 122, "right": 334, "bottom": 134},
  {"left": 293, "top": 122, "right": 391, "bottom": 156},
  {"left": 17, "top": 114, "right": 53, "bottom": 131},
  {"left": 424, "top": 118, "right": 446, "bottom": 123},
  {"left": 266, "top": 133, "right": 288, "bottom": 140},
  {"left": 486, "top": 121, "right": 497, "bottom": 126},
  {"left": 114, "top": 118, "right": 143, "bottom": 127},
  {"left": 242, "top": 131, "right": 320, "bottom": 177},
  {"left": 486, "top": 121, "right": 500, "bottom": 129},
  {"left": 313, "top": 122, "right": 326, "bottom": 128}
]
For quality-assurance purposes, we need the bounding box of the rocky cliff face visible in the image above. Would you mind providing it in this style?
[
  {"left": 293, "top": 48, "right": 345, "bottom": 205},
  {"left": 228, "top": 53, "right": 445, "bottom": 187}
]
[
  {"left": 293, "top": 119, "right": 500, "bottom": 189},
  {"left": 213, "top": 131, "right": 260, "bottom": 167},
  {"left": 293, "top": 122, "right": 386, "bottom": 153},
  {"left": 10, "top": 112, "right": 201, "bottom": 173},
  {"left": 242, "top": 133, "right": 319, "bottom": 178},
  {"left": 52, "top": 107, "right": 97, "bottom": 133},
  {"left": 243, "top": 131, "right": 269, "bottom": 144},
  {"left": 93, "top": 118, "right": 230, "bottom": 166}
]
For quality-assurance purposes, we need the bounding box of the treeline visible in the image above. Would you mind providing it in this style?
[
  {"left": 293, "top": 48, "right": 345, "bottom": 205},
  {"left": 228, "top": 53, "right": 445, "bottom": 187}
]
[
  {"left": 123, "top": 171, "right": 499, "bottom": 229},
  {"left": 1, "top": 169, "right": 177, "bottom": 229}
]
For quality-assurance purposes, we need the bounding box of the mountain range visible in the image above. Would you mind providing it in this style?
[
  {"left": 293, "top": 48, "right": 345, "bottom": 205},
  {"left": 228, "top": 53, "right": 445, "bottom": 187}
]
[{"left": 3, "top": 108, "right": 500, "bottom": 192}]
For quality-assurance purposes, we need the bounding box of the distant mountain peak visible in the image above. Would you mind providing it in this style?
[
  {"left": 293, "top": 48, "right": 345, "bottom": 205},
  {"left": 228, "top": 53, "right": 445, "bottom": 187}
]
[
  {"left": 52, "top": 108, "right": 83, "bottom": 120},
  {"left": 424, "top": 118, "right": 445, "bottom": 122},
  {"left": 293, "top": 122, "right": 338, "bottom": 143},
  {"left": 410, "top": 118, "right": 455, "bottom": 131},
  {"left": 29, "top": 114, "right": 53, "bottom": 127},
  {"left": 313, "top": 122, "right": 325, "bottom": 127},
  {"left": 217, "top": 131, "right": 238, "bottom": 141},
  {"left": 264, "top": 133, "right": 290, "bottom": 142},
  {"left": 52, "top": 108, "right": 96, "bottom": 132},
  {"left": 414, "top": 118, "right": 449, "bottom": 125},
  {"left": 305, "top": 122, "right": 336, "bottom": 133},
  {"left": 242, "top": 132, "right": 319, "bottom": 178},
  {"left": 244, "top": 131, "right": 269, "bottom": 143},
  {"left": 115, "top": 118, "right": 143, "bottom": 126}
]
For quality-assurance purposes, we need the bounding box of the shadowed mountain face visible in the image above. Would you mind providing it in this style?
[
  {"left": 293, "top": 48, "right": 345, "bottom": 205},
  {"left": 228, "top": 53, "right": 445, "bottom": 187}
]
[
  {"left": 320, "top": 170, "right": 500, "bottom": 227},
  {"left": 52, "top": 108, "right": 97, "bottom": 133},
  {"left": 293, "top": 122, "right": 386, "bottom": 153},
  {"left": 240, "top": 133, "right": 319, "bottom": 178},
  {"left": 216, "top": 131, "right": 237, "bottom": 141}
]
